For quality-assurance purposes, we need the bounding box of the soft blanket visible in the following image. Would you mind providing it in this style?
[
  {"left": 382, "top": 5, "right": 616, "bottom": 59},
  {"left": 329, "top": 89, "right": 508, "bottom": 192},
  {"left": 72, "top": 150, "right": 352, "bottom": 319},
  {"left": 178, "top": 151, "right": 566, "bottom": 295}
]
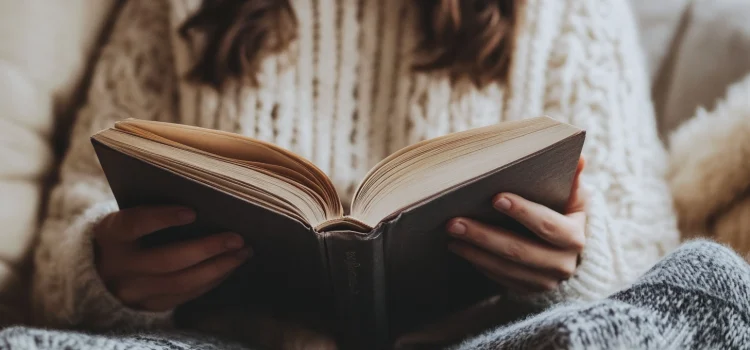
[
  {"left": 1, "top": 240, "right": 748, "bottom": 349},
  {"left": 667, "top": 70, "right": 750, "bottom": 258}
]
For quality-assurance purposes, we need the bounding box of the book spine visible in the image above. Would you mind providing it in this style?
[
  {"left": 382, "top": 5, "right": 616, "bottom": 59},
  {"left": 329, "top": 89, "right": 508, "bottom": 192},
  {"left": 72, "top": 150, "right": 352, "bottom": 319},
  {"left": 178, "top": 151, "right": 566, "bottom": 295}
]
[{"left": 324, "top": 229, "right": 388, "bottom": 350}]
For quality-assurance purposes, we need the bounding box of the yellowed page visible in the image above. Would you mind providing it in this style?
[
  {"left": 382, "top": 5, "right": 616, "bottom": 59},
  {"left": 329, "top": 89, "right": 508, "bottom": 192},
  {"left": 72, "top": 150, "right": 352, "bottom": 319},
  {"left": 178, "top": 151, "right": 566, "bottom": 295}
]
[
  {"left": 96, "top": 130, "right": 329, "bottom": 225},
  {"left": 350, "top": 117, "right": 579, "bottom": 226},
  {"left": 115, "top": 119, "right": 342, "bottom": 216}
]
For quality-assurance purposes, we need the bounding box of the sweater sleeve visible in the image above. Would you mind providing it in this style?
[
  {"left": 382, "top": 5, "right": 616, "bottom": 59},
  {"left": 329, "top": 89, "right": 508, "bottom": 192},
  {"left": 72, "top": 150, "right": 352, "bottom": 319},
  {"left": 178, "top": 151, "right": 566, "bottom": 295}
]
[
  {"left": 32, "top": 0, "right": 180, "bottom": 330},
  {"left": 514, "top": 0, "right": 681, "bottom": 306}
]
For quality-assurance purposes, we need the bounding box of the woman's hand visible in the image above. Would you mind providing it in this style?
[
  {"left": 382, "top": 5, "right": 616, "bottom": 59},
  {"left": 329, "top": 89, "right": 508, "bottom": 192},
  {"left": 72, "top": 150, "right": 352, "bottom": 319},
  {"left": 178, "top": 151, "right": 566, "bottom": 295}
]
[
  {"left": 94, "top": 206, "right": 252, "bottom": 312},
  {"left": 447, "top": 157, "right": 588, "bottom": 292}
]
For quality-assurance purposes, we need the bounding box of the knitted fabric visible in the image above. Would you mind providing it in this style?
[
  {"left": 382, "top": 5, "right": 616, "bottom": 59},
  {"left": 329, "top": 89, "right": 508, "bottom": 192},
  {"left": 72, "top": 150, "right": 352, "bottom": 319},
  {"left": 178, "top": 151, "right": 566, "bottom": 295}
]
[
  {"left": 32, "top": 0, "right": 680, "bottom": 336},
  {"left": 453, "top": 240, "right": 750, "bottom": 349}
]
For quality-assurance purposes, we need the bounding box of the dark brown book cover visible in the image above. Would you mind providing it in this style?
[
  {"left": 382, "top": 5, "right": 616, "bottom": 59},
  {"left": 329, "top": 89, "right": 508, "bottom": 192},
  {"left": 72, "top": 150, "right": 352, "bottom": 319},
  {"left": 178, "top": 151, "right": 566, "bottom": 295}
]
[{"left": 91, "top": 128, "right": 585, "bottom": 350}]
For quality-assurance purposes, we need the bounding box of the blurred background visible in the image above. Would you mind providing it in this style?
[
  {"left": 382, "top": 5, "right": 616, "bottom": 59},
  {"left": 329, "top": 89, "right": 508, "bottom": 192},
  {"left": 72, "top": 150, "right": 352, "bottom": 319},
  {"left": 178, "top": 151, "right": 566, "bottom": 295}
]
[{"left": 1, "top": 0, "right": 750, "bottom": 329}]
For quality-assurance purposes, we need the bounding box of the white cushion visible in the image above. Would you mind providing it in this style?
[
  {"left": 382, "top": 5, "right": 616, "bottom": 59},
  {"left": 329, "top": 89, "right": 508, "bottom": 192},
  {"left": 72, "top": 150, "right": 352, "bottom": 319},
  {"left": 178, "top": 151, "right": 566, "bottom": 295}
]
[
  {"left": 0, "top": 0, "right": 117, "bottom": 324},
  {"left": 631, "top": 0, "right": 750, "bottom": 136},
  {"left": 629, "top": 0, "right": 691, "bottom": 83},
  {"left": 659, "top": 0, "right": 750, "bottom": 135}
]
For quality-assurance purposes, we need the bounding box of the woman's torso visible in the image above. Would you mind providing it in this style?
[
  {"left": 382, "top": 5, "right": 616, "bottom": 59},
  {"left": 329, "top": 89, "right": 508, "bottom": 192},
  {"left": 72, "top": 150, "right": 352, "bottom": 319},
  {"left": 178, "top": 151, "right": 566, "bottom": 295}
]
[
  {"left": 166, "top": 0, "right": 512, "bottom": 205},
  {"left": 56, "top": 0, "right": 682, "bottom": 341},
  {"left": 103, "top": 0, "right": 674, "bottom": 262}
]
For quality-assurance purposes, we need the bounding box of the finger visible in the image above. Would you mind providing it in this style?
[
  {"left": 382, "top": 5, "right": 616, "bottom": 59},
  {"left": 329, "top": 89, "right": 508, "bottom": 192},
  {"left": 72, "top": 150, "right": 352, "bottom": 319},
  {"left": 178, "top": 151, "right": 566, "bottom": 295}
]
[
  {"left": 128, "top": 232, "right": 246, "bottom": 274},
  {"left": 138, "top": 269, "right": 234, "bottom": 312},
  {"left": 491, "top": 193, "right": 585, "bottom": 251},
  {"left": 448, "top": 241, "right": 561, "bottom": 291},
  {"left": 566, "top": 157, "right": 588, "bottom": 213},
  {"left": 115, "top": 248, "right": 251, "bottom": 304},
  {"left": 566, "top": 184, "right": 589, "bottom": 214},
  {"left": 447, "top": 218, "right": 578, "bottom": 278},
  {"left": 97, "top": 206, "right": 196, "bottom": 242}
]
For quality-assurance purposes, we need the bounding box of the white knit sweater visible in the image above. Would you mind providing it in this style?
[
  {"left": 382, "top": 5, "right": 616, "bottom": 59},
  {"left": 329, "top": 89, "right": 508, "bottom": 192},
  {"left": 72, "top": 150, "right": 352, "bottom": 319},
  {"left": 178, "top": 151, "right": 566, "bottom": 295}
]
[{"left": 33, "top": 0, "right": 680, "bottom": 332}]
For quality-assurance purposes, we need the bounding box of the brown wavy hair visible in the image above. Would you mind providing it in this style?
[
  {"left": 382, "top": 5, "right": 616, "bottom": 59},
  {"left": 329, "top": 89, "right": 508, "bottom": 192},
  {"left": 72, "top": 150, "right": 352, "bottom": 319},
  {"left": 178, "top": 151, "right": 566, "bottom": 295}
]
[{"left": 180, "top": 0, "right": 521, "bottom": 89}]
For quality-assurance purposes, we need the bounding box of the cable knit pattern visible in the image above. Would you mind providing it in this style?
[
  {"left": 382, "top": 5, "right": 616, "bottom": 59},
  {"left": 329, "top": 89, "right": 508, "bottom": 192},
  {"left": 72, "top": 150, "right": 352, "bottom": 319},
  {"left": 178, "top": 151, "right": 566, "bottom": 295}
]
[
  {"left": 519, "top": 0, "right": 681, "bottom": 305},
  {"left": 33, "top": 0, "right": 679, "bottom": 334}
]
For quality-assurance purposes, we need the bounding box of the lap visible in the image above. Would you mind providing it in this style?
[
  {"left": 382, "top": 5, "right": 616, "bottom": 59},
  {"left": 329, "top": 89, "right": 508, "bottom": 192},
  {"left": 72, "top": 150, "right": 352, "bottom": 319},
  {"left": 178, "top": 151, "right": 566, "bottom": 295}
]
[{"left": 5, "top": 240, "right": 747, "bottom": 350}]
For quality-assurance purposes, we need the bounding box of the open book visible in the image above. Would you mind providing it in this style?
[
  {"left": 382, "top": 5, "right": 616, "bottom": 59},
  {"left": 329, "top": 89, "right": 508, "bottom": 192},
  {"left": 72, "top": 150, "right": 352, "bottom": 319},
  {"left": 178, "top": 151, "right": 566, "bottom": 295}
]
[{"left": 91, "top": 116, "right": 585, "bottom": 349}]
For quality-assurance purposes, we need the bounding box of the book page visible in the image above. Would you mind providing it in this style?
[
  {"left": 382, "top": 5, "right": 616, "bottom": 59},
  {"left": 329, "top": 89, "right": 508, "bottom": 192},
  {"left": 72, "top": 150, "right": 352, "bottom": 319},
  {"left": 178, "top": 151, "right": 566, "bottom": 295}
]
[
  {"left": 116, "top": 119, "right": 342, "bottom": 214},
  {"left": 349, "top": 117, "right": 582, "bottom": 227},
  {"left": 93, "top": 120, "right": 345, "bottom": 227}
]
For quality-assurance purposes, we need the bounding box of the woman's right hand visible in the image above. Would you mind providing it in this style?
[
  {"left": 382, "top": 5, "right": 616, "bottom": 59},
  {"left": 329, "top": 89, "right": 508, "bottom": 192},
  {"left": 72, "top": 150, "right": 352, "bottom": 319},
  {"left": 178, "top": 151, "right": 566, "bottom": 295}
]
[{"left": 93, "top": 206, "right": 252, "bottom": 312}]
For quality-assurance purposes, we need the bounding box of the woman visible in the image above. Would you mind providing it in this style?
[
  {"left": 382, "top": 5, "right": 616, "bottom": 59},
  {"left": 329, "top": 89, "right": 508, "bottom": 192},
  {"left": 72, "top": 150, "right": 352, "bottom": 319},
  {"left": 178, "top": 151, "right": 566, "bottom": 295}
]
[{"left": 32, "top": 0, "right": 679, "bottom": 348}]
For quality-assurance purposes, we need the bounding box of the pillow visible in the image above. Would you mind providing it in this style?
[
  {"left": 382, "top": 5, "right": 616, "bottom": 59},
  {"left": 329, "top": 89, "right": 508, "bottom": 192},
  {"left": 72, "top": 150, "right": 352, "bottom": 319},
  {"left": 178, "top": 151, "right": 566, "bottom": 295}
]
[
  {"left": 631, "top": 0, "right": 750, "bottom": 137},
  {"left": 0, "top": 0, "right": 117, "bottom": 325},
  {"left": 658, "top": 0, "right": 750, "bottom": 136},
  {"left": 629, "top": 0, "right": 691, "bottom": 83}
]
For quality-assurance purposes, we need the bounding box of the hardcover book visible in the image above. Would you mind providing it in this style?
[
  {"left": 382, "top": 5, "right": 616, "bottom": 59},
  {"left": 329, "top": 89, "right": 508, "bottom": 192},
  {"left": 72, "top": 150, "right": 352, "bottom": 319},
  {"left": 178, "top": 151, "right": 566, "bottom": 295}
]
[{"left": 91, "top": 116, "right": 585, "bottom": 349}]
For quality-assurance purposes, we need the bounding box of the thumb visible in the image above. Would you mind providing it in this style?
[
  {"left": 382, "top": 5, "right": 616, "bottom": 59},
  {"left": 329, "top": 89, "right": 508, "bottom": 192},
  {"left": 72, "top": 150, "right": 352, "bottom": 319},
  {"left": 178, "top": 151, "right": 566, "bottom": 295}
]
[{"left": 565, "top": 156, "right": 587, "bottom": 213}]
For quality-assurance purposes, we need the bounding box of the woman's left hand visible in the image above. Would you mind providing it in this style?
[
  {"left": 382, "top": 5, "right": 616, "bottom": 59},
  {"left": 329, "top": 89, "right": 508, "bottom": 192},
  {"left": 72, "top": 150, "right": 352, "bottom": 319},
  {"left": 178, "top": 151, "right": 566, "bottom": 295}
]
[{"left": 446, "top": 157, "right": 588, "bottom": 293}]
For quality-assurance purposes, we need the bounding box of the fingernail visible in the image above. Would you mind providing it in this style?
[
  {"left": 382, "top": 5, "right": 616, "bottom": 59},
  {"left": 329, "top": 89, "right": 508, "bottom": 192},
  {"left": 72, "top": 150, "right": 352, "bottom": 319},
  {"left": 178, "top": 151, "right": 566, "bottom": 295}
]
[
  {"left": 177, "top": 209, "right": 196, "bottom": 223},
  {"left": 448, "top": 221, "right": 466, "bottom": 235},
  {"left": 235, "top": 247, "right": 252, "bottom": 260},
  {"left": 494, "top": 197, "right": 512, "bottom": 211},
  {"left": 225, "top": 234, "right": 244, "bottom": 250}
]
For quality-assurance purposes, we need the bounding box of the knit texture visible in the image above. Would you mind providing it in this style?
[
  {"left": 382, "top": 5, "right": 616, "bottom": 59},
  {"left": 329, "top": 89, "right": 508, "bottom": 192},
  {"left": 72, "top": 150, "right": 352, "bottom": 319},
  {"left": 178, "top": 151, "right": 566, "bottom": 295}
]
[
  {"left": 16, "top": 241, "right": 749, "bottom": 349},
  {"left": 452, "top": 240, "right": 750, "bottom": 349},
  {"left": 0, "top": 328, "right": 252, "bottom": 350},
  {"left": 33, "top": 0, "right": 679, "bottom": 334}
]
